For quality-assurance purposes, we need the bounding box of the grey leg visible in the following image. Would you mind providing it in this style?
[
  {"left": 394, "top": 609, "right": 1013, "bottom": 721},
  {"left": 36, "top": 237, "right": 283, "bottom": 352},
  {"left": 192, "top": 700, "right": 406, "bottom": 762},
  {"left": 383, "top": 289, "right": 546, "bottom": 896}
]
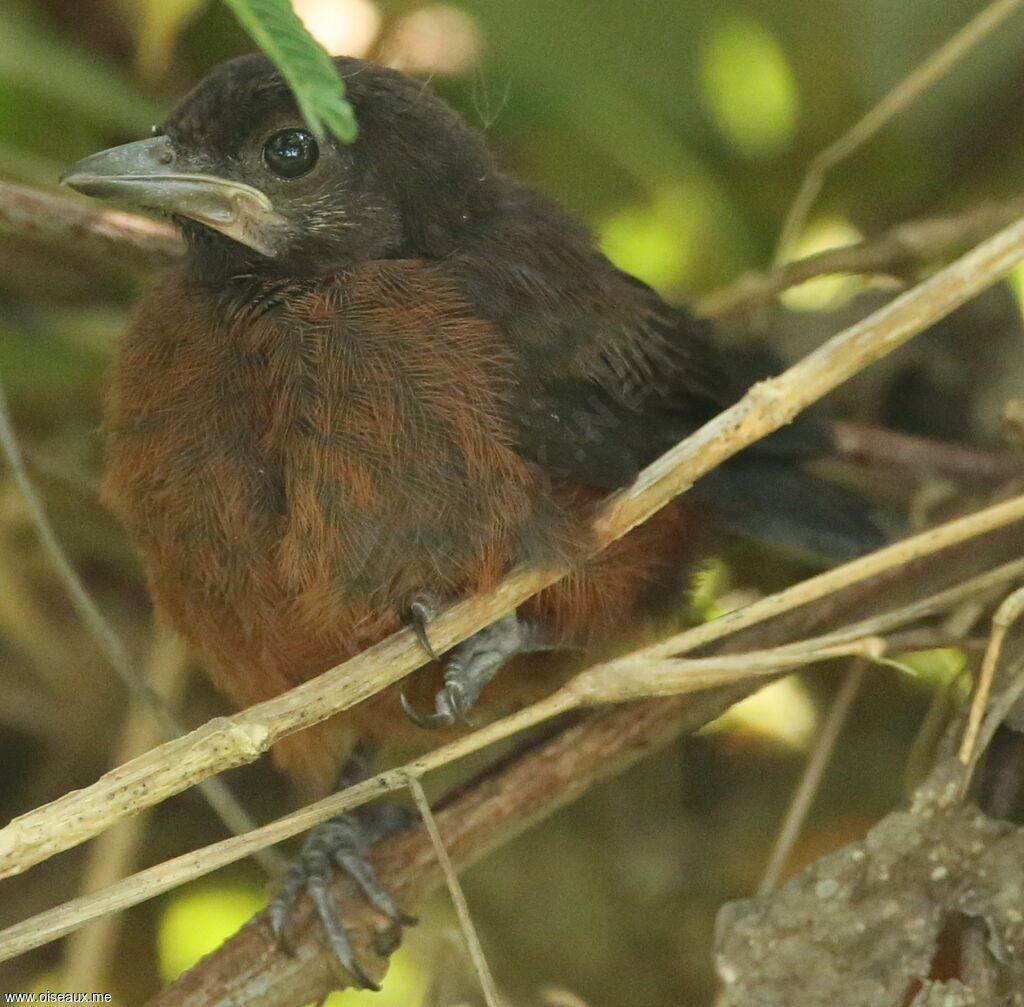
[
  {"left": 268, "top": 752, "right": 416, "bottom": 989},
  {"left": 401, "top": 611, "right": 533, "bottom": 729}
]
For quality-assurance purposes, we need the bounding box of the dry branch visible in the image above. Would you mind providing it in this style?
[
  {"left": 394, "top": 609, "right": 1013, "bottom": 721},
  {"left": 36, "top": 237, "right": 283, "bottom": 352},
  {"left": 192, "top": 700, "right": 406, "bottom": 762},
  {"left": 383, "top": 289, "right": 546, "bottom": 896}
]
[
  {"left": 1, "top": 6, "right": 1020, "bottom": 996},
  {"left": 773, "top": 0, "right": 1024, "bottom": 262},
  {"left": 147, "top": 532, "right": 1024, "bottom": 1005},
  {"left": 3, "top": 209, "right": 1024, "bottom": 888},
  {"left": 831, "top": 421, "right": 1024, "bottom": 483},
  {"left": 5, "top": 174, "right": 1024, "bottom": 330},
  {"left": 757, "top": 661, "right": 867, "bottom": 897},
  {"left": 0, "top": 180, "right": 182, "bottom": 271},
  {"left": 586, "top": 494, "right": 1024, "bottom": 682},
  {"left": 959, "top": 584, "right": 1024, "bottom": 777},
  {"left": 698, "top": 194, "right": 1024, "bottom": 317},
  {"left": 1, "top": 506, "right": 1021, "bottom": 966},
  {"left": 146, "top": 688, "right": 762, "bottom": 1007},
  {"left": 61, "top": 631, "right": 191, "bottom": 993},
  {"left": 405, "top": 774, "right": 504, "bottom": 1007}
]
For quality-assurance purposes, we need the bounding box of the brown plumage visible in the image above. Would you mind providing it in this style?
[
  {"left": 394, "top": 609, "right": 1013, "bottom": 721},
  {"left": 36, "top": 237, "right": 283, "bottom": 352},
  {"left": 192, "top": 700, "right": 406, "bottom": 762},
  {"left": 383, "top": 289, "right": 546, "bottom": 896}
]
[
  {"left": 102, "top": 259, "right": 700, "bottom": 783},
  {"left": 68, "top": 53, "right": 882, "bottom": 789}
]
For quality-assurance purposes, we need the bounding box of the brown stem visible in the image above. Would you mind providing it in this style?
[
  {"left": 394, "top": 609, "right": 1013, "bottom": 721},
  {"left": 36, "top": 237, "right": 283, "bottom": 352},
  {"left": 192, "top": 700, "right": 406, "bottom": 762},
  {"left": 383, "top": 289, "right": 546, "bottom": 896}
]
[
  {"left": 147, "top": 522, "right": 1024, "bottom": 1006},
  {"left": 832, "top": 422, "right": 1024, "bottom": 483},
  {"left": 0, "top": 180, "right": 182, "bottom": 273},
  {"left": 2, "top": 177, "right": 1022, "bottom": 317},
  {"left": 697, "top": 195, "right": 1024, "bottom": 317},
  {"left": 146, "top": 688, "right": 747, "bottom": 1007}
]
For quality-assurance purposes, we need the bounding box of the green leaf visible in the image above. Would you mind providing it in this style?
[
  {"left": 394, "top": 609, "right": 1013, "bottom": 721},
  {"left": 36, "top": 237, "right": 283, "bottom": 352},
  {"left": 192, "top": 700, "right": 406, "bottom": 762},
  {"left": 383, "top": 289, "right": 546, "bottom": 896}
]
[{"left": 220, "top": 0, "right": 358, "bottom": 142}]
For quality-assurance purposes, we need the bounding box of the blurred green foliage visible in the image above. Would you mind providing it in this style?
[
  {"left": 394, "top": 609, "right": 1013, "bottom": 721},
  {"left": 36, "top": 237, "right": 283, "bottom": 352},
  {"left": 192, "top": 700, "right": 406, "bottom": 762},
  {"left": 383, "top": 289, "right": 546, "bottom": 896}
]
[
  {"left": 156, "top": 883, "right": 266, "bottom": 984},
  {"left": 698, "top": 13, "right": 799, "bottom": 160},
  {"left": 4, "top": 0, "right": 1024, "bottom": 293}
]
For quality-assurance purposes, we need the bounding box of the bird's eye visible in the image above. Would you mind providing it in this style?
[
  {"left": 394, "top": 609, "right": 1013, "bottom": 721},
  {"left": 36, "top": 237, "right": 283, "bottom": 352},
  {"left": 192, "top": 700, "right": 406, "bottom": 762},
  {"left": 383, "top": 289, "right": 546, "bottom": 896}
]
[{"left": 262, "top": 129, "right": 319, "bottom": 178}]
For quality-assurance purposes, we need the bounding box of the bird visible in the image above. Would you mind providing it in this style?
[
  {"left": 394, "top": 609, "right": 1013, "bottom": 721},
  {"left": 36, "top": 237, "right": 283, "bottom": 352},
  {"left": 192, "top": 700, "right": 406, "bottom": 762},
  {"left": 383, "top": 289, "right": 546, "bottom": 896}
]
[{"left": 63, "top": 52, "right": 885, "bottom": 986}]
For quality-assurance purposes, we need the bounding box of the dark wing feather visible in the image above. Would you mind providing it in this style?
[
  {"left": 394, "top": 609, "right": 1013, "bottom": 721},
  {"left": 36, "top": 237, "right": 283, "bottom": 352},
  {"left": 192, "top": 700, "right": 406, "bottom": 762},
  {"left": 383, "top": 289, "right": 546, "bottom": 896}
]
[
  {"left": 450, "top": 188, "right": 885, "bottom": 558},
  {"left": 458, "top": 242, "right": 827, "bottom": 486}
]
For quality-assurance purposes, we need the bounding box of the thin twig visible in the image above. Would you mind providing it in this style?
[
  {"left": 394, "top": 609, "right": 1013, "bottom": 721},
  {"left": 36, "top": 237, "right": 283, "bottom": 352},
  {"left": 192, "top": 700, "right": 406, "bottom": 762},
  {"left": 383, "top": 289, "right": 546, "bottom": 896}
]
[
  {"left": 0, "top": 491, "right": 1021, "bottom": 896},
  {"left": 406, "top": 774, "right": 504, "bottom": 1007},
  {"left": 582, "top": 637, "right": 885, "bottom": 697},
  {"left": 4, "top": 206, "right": 1024, "bottom": 894},
  {"left": 774, "top": 0, "right": 1024, "bottom": 263},
  {"left": 0, "top": 368, "right": 268, "bottom": 861},
  {"left": 831, "top": 422, "right": 1024, "bottom": 484},
  {"left": 697, "top": 195, "right": 1024, "bottom": 317},
  {"left": 971, "top": 654, "right": 1024, "bottom": 779},
  {"left": 958, "top": 584, "right": 1024, "bottom": 781},
  {"left": 8, "top": 175, "right": 1024, "bottom": 336},
  {"left": 593, "top": 210, "right": 1024, "bottom": 545},
  {"left": 757, "top": 661, "right": 867, "bottom": 896},
  {"left": 1, "top": 510, "right": 1020, "bottom": 964},
  {"left": 62, "top": 630, "right": 191, "bottom": 992},
  {"left": 773, "top": 556, "right": 1024, "bottom": 650},
  {"left": 577, "top": 493, "right": 1024, "bottom": 696},
  {"left": 596, "top": 567, "right": 1024, "bottom": 697},
  {"left": 147, "top": 690, "right": 753, "bottom": 1006},
  {"left": 0, "top": 180, "right": 182, "bottom": 271},
  {"left": 0, "top": 693, "right": 731, "bottom": 1000},
  {"left": 0, "top": 373, "right": 159, "bottom": 713}
]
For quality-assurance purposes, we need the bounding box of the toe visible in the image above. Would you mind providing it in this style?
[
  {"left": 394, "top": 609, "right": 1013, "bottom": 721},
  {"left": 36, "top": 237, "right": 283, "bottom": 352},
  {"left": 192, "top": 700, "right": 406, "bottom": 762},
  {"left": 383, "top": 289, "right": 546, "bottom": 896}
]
[
  {"left": 268, "top": 867, "right": 305, "bottom": 953},
  {"left": 268, "top": 806, "right": 413, "bottom": 984},
  {"left": 307, "top": 872, "right": 379, "bottom": 990},
  {"left": 333, "top": 847, "right": 412, "bottom": 923}
]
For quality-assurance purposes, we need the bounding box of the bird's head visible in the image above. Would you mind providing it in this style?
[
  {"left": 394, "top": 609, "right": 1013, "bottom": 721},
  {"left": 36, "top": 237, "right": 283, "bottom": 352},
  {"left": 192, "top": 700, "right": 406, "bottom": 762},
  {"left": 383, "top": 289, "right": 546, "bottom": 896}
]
[{"left": 63, "top": 54, "right": 498, "bottom": 276}]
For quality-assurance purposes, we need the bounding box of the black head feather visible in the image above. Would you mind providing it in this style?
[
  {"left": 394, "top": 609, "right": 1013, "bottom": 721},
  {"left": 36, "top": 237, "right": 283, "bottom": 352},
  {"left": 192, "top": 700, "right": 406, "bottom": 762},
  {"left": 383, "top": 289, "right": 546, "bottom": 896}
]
[{"left": 160, "top": 54, "right": 500, "bottom": 276}]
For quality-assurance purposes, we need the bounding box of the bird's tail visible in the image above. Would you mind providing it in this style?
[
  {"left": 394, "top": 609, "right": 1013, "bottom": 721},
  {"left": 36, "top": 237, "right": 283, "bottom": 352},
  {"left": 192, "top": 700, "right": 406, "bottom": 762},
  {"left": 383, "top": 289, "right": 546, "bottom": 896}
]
[{"left": 689, "top": 458, "right": 891, "bottom": 563}]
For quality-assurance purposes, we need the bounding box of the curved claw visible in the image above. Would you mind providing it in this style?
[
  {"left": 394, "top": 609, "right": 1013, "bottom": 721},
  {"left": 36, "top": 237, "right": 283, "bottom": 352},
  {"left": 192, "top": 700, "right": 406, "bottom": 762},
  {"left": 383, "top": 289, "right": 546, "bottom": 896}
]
[
  {"left": 402, "top": 613, "right": 528, "bottom": 730},
  {"left": 400, "top": 688, "right": 459, "bottom": 729},
  {"left": 408, "top": 599, "right": 440, "bottom": 661},
  {"left": 307, "top": 873, "right": 379, "bottom": 991}
]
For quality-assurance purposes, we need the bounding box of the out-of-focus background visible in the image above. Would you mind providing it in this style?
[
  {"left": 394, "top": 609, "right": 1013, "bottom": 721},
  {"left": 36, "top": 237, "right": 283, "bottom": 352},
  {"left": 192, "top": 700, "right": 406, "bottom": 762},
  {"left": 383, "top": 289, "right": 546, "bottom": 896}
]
[{"left": 1, "top": 0, "right": 1024, "bottom": 1003}]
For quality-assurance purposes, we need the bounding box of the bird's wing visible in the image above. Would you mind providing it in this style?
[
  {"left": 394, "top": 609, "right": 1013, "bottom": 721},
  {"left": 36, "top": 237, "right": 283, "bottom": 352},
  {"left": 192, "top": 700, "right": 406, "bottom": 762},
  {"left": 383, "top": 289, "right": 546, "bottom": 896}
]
[
  {"left": 456, "top": 247, "right": 825, "bottom": 488},
  {"left": 452, "top": 250, "right": 884, "bottom": 559}
]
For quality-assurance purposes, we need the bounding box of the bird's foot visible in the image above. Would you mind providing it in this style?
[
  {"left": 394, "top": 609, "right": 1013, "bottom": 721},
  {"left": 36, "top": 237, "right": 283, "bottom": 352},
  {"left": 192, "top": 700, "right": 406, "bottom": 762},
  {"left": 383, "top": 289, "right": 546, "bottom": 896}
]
[
  {"left": 401, "top": 612, "right": 530, "bottom": 729},
  {"left": 268, "top": 803, "right": 416, "bottom": 989}
]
